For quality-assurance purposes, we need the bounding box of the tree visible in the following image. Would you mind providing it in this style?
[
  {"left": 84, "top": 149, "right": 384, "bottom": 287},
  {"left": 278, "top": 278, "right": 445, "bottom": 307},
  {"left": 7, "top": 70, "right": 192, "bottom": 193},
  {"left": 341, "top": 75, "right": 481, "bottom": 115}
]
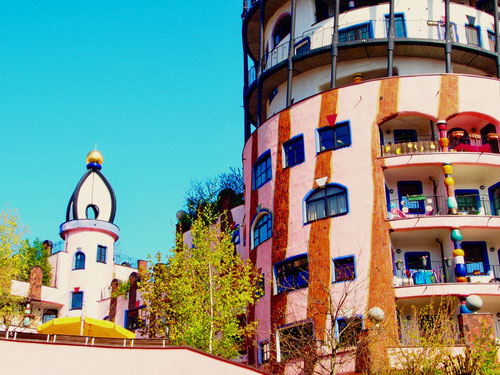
[
  {"left": 265, "top": 261, "right": 391, "bottom": 375},
  {"left": 0, "top": 208, "right": 29, "bottom": 330},
  {"left": 139, "top": 202, "right": 260, "bottom": 359},
  {"left": 19, "top": 239, "right": 52, "bottom": 286},
  {"left": 184, "top": 167, "right": 244, "bottom": 219}
]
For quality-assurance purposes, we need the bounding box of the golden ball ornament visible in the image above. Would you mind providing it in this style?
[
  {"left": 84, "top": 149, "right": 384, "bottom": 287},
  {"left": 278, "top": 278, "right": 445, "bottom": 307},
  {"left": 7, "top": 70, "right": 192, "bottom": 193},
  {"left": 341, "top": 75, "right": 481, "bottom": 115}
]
[{"left": 86, "top": 150, "right": 104, "bottom": 165}]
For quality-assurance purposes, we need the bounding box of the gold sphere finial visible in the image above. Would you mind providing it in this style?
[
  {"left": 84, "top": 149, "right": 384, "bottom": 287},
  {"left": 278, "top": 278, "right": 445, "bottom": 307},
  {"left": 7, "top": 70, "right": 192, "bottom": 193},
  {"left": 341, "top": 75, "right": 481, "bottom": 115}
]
[{"left": 86, "top": 150, "right": 104, "bottom": 165}]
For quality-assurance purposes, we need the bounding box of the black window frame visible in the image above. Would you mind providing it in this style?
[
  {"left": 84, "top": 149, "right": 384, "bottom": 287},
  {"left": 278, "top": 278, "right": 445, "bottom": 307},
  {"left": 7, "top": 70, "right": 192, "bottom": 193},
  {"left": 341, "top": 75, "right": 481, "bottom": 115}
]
[
  {"left": 253, "top": 151, "right": 272, "bottom": 189},
  {"left": 273, "top": 14, "right": 291, "bottom": 48},
  {"left": 97, "top": 245, "right": 107, "bottom": 264},
  {"left": 336, "top": 316, "right": 363, "bottom": 347},
  {"left": 73, "top": 251, "right": 85, "bottom": 270},
  {"left": 278, "top": 321, "right": 315, "bottom": 361},
  {"left": 283, "top": 135, "right": 305, "bottom": 168},
  {"left": 305, "top": 185, "right": 348, "bottom": 223},
  {"left": 253, "top": 213, "right": 273, "bottom": 248},
  {"left": 333, "top": 256, "right": 356, "bottom": 282},
  {"left": 71, "top": 291, "right": 83, "bottom": 310},
  {"left": 275, "top": 255, "right": 309, "bottom": 294},
  {"left": 317, "top": 122, "right": 351, "bottom": 152},
  {"left": 338, "top": 22, "right": 372, "bottom": 43}
]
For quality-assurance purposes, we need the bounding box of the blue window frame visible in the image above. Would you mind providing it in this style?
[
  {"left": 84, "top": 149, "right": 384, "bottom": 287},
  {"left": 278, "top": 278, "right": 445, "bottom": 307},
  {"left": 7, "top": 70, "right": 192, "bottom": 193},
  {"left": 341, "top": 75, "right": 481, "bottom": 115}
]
[
  {"left": 385, "top": 13, "right": 407, "bottom": 37},
  {"left": 318, "top": 122, "right": 351, "bottom": 152},
  {"left": 455, "top": 189, "right": 480, "bottom": 214},
  {"left": 253, "top": 213, "right": 272, "bottom": 248},
  {"left": 97, "top": 245, "right": 107, "bottom": 263},
  {"left": 258, "top": 340, "right": 271, "bottom": 364},
  {"left": 269, "top": 87, "right": 279, "bottom": 103},
  {"left": 338, "top": 22, "right": 372, "bottom": 42},
  {"left": 253, "top": 151, "right": 272, "bottom": 189},
  {"left": 487, "top": 31, "right": 497, "bottom": 52},
  {"left": 305, "top": 184, "right": 348, "bottom": 223},
  {"left": 73, "top": 251, "right": 85, "bottom": 270},
  {"left": 335, "top": 316, "right": 363, "bottom": 347},
  {"left": 397, "top": 181, "right": 424, "bottom": 214},
  {"left": 42, "top": 310, "right": 58, "bottom": 324},
  {"left": 438, "top": 22, "right": 458, "bottom": 42},
  {"left": 465, "top": 24, "right": 481, "bottom": 47},
  {"left": 393, "top": 129, "right": 417, "bottom": 144},
  {"left": 283, "top": 135, "right": 305, "bottom": 168},
  {"left": 489, "top": 181, "right": 500, "bottom": 216},
  {"left": 294, "top": 38, "right": 310, "bottom": 55},
  {"left": 71, "top": 291, "right": 83, "bottom": 310},
  {"left": 333, "top": 256, "right": 356, "bottom": 282},
  {"left": 232, "top": 225, "right": 240, "bottom": 245},
  {"left": 275, "top": 255, "right": 309, "bottom": 294},
  {"left": 462, "top": 241, "right": 489, "bottom": 275}
]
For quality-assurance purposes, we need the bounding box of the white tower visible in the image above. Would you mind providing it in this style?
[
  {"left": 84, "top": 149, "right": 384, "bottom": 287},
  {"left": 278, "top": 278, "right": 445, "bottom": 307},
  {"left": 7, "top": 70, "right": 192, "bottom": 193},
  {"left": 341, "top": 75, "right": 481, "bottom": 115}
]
[{"left": 57, "top": 150, "right": 119, "bottom": 319}]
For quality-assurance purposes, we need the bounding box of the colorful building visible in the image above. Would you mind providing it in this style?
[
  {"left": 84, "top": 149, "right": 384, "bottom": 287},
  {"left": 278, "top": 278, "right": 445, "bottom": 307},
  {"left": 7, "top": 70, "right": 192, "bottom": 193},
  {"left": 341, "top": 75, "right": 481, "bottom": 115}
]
[
  {"left": 240, "top": 0, "right": 500, "bottom": 372},
  {"left": 9, "top": 151, "right": 144, "bottom": 331}
]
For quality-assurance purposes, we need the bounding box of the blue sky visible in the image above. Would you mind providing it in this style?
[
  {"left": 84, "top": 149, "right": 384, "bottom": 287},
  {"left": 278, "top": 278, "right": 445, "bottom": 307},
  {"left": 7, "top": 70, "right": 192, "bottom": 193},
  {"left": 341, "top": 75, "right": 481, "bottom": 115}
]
[{"left": 0, "top": 1, "right": 245, "bottom": 260}]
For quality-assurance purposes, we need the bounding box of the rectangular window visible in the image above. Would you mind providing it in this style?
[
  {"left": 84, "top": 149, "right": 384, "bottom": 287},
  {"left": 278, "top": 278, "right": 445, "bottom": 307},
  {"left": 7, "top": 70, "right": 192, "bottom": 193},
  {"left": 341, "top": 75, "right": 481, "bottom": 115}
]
[
  {"left": 333, "top": 256, "right": 355, "bottom": 282},
  {"left": 339, "top": 23, "right": 371, "bottom": 43},
  {"left": 318, "top": 122, "right": 351, "bottom": 152},
  {"left": 232, "top": 226, "right": 240, "bottom": 245},
  {"left": 253, "top": 152, "right": 272, "bottom": 189},
  {"left": 256, "top": 272, "right": 265, "bottom": 298},
  {"left": 97, "top": 245, "right": 107, "bottom": 263},
  {"left": 278, "top": 322, "right": 315, "bottom": 361},
  {"left": 397, "top": 181, "right": 425, "bottom": 214},
  {"left": 462, "top": 242, "right": 489, "bottom": 274},
  {"left": 465, "top": 25, "right": 481, "bottom": 47},
  {"left": 385, "top": 14, "right": 406, "bottom": 37},
  {"left": 283, "top": 135, "right": 305, "bottom": 168},
  {"left": 393, "top": 129, "right": 417, "bottom": 144},
  {"left": 71, "top": 291, "right": 83, "bottom": 310},
  {"left": 259, "top": 340, "right": 271, "bottom": 364},
  {"left": 275, "top": 255, "right": 309, "bottom": 294},
  {"left": 336, "top": 317, "right": 363, "bottom": 347},
  {"left": 438, "top": 22, "right": 457, "bottom": 42},
  {"left": 455, "top": 190, "right": 480, "bottom": 214},
  {"left": 488, "top": 31, "right": 497, "bottom": 52},
  {"left": 42, "top": 310, "right": 58, "bottom": 324},
  {"left": 315, "top": 0, "right": 334, "bottom": 23}
]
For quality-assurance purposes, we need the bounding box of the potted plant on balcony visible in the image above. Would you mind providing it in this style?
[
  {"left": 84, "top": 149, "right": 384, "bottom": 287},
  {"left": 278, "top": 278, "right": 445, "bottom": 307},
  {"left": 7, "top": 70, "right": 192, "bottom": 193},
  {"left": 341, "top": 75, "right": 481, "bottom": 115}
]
[{"left": 395, "top": 260, "right": 404, "bottom": 270}]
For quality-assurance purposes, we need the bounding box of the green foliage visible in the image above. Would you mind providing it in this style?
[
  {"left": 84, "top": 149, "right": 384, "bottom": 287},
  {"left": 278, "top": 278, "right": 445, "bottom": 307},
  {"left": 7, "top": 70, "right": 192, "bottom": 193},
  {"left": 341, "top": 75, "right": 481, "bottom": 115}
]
[
  {"left": 18, "top": 238, "right": 52, "bottom": 286},
  {"left": 184, "top": 167, "right": 244, "bottom": 220},
  {"left": 139, "top": 203, "right": 259, "bottom": 359},
  {"left": 0, "top": 208, "right": 28, "bottom": 329},
  {"left": 112, "top": 280, "right": 131, "bottom": 299}
]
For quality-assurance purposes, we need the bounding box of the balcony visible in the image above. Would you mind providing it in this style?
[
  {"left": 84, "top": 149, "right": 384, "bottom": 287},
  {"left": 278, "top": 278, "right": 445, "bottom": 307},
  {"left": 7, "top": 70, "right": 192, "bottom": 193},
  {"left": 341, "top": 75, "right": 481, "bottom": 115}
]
[
  {"left": 381, "top": 136, "right": 439, "bottom": 157},
  {"left": 387, "top": 194, "right": 498, "bottom": 220},
  {"left": 393, "top": 260, "right": 500, "bottom": 287}
]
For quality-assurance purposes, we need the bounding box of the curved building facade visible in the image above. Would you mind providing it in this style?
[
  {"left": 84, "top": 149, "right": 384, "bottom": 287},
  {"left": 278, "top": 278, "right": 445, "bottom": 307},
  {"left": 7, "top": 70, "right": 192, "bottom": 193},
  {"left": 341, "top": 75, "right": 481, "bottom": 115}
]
[{"left": 241, "top": 0, "right": 500, "bottom": 372}]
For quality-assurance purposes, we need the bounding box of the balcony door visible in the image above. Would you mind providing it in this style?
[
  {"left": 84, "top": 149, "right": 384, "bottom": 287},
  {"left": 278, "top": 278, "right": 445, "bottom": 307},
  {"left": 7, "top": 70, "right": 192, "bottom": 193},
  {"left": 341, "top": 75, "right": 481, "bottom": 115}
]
[
  {"left": 397, "top": 181, "right": 424, "bottom": 214},
  {"left": 462, "top": 241, "right": 490, "bottom": 275}
]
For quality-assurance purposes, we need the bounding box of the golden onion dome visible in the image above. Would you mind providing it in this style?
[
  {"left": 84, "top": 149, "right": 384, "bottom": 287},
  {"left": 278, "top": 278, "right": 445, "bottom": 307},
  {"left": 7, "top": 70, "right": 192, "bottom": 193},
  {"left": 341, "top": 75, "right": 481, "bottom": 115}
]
[{"left": 86, "top": 150, "right": 104, "bottom": 166}]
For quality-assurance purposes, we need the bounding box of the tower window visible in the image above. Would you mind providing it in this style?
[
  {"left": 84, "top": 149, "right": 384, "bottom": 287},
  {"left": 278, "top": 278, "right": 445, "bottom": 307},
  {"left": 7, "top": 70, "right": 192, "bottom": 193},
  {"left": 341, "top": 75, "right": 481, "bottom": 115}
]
[
  {"left": 86, "top": 204, "right": 99, "bottom": 219},
  {"left": 272, "top": 14, "right": 291, "bottom": 48},
  {"left": 465, "top": 25, "right": 481, "bottom": 47},
  {"left": 305, "top": 185, "right": 348, "bottom": 223},
  {"left": 283, "top": 135, "right": 305, "bottom": 168},
  {"left": 73, "top": 251, "right": 85, "bottom": 270},
  {"left": 253, "top": 213, "right": 272, "bottom": 248},
  {"left": 315, "top": 0, "right": 334, "bottom": 23},
  {"left": 275, "top": 255, "right": 309, "bottom": 294},
  {"left": 97, "top": 245, "right": 107, "bottom": 263},
  {"left": 438, "top": 22, "right": 457, "bottom": 42},
  {"left": 71, "top": 291, "right": 83, "bottom": 310},
  {"left": 333, "top": 256, "right": 356, "bottom": 282},
  {"left": 317, "top": 122, "right": 351, "bottom": 152},
  {"left": 338, "top": 23, "right": 372, "bottom": 42},
  {"left": 253, "top": 151, "right": 272, "bottom": 189},
  {"left": 385, "top": 14, "right": 406, "bottom": 38},
  {"left": 488, "top": 31, "right": 497, "bottom": 52}
]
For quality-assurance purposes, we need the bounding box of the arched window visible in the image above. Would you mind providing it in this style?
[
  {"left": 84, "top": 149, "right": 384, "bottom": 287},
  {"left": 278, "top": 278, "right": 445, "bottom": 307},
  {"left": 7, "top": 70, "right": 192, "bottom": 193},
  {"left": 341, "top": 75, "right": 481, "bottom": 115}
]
[
  {"left": 253, "top": 213, "right": 272, "bottom": 248},
  {"left": 305, "top": 185, "right": 348, "bottom": 223},
  {"left": 74, "top": 251, "right": 85, "bottom": 270},
  {"left": 272, "top": 15, "right": 291, "bottom": 48}
]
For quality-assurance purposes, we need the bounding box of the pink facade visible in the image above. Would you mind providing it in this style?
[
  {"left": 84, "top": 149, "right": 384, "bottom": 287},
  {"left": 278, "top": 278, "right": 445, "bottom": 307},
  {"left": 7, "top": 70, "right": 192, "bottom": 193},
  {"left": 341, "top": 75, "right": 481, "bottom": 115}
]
[{"left": 242, "top": 0, "right": 500, "bottom": 373}]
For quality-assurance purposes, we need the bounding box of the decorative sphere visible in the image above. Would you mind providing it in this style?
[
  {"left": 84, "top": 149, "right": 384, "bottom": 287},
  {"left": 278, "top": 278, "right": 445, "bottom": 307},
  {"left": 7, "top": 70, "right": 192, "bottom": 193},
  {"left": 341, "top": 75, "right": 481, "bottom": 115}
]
[
  {"left": 86, "top": 150, "right": 104, "bottom": 165},
  {"left": 465, "top": 295, "right": 483, "bottom": 312},
  {"left": 176, "top": 210, "right": 187, "bottom": 221},
  {"left": 368, "top": 307, "right": 385, "bottom": 323},
  {"left": 451, "top": 229, "right": 463, "bottom": 242},
  {"left": 445, "top": 177, "right": 455, "bottom": 186},
  {"left": 443, "top": 164, "right": 453, "bottom": 175}
]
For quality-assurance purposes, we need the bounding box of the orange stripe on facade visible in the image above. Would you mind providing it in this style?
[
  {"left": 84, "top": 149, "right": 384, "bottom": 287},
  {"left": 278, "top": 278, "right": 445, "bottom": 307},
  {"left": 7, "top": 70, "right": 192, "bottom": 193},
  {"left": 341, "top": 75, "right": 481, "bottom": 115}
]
[
  {"left": 270, "top": 109, "right": 291, "bottom": 375},
  {"left": 306, "top": 90, "right": 338, "bottom": 341},
  {"left": 366, "top": 78, "right": 399, "bottom": 368},
  {"left": 437, "top": 75, "right": 459, "bottom": 120},
  {"left": 247, "top": 131, "right": 259, "bottom": 366}
]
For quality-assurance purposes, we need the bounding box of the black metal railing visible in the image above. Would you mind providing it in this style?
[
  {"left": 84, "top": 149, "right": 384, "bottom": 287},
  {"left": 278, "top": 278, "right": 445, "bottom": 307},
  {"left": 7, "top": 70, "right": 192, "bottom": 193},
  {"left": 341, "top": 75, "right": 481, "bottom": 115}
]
[{"left": 114, "top": 254, "right": 140, "bottom": 269}]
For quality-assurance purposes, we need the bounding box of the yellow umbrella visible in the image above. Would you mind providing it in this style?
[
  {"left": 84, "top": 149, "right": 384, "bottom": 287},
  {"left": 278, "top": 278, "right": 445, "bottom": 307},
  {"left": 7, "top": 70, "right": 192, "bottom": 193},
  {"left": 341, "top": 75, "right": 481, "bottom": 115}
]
[{"left": 37, "top": 316, "right": 135, "bottom": 339}]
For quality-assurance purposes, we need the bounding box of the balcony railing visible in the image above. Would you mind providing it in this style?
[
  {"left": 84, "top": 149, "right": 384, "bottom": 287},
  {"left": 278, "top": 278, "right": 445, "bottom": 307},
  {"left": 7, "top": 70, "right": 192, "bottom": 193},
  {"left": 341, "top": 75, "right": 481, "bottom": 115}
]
[
  {"left": 448, "top": 135, "right": 500, "bottom": 154},
  {"left": 381, "top": 136, "right": 439, "bottom": 157},
  {"left": 247, "top": 14, "right": 499, "bottom": 85},
  {"left": 394, "top": 261, "right": 500, "bottom": 286},
  {"left": 114, "top": 254, "right": 140, "bottom": 269},
  {"left": 388, "top": 195, "right": 498, "bottom": 220}
]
